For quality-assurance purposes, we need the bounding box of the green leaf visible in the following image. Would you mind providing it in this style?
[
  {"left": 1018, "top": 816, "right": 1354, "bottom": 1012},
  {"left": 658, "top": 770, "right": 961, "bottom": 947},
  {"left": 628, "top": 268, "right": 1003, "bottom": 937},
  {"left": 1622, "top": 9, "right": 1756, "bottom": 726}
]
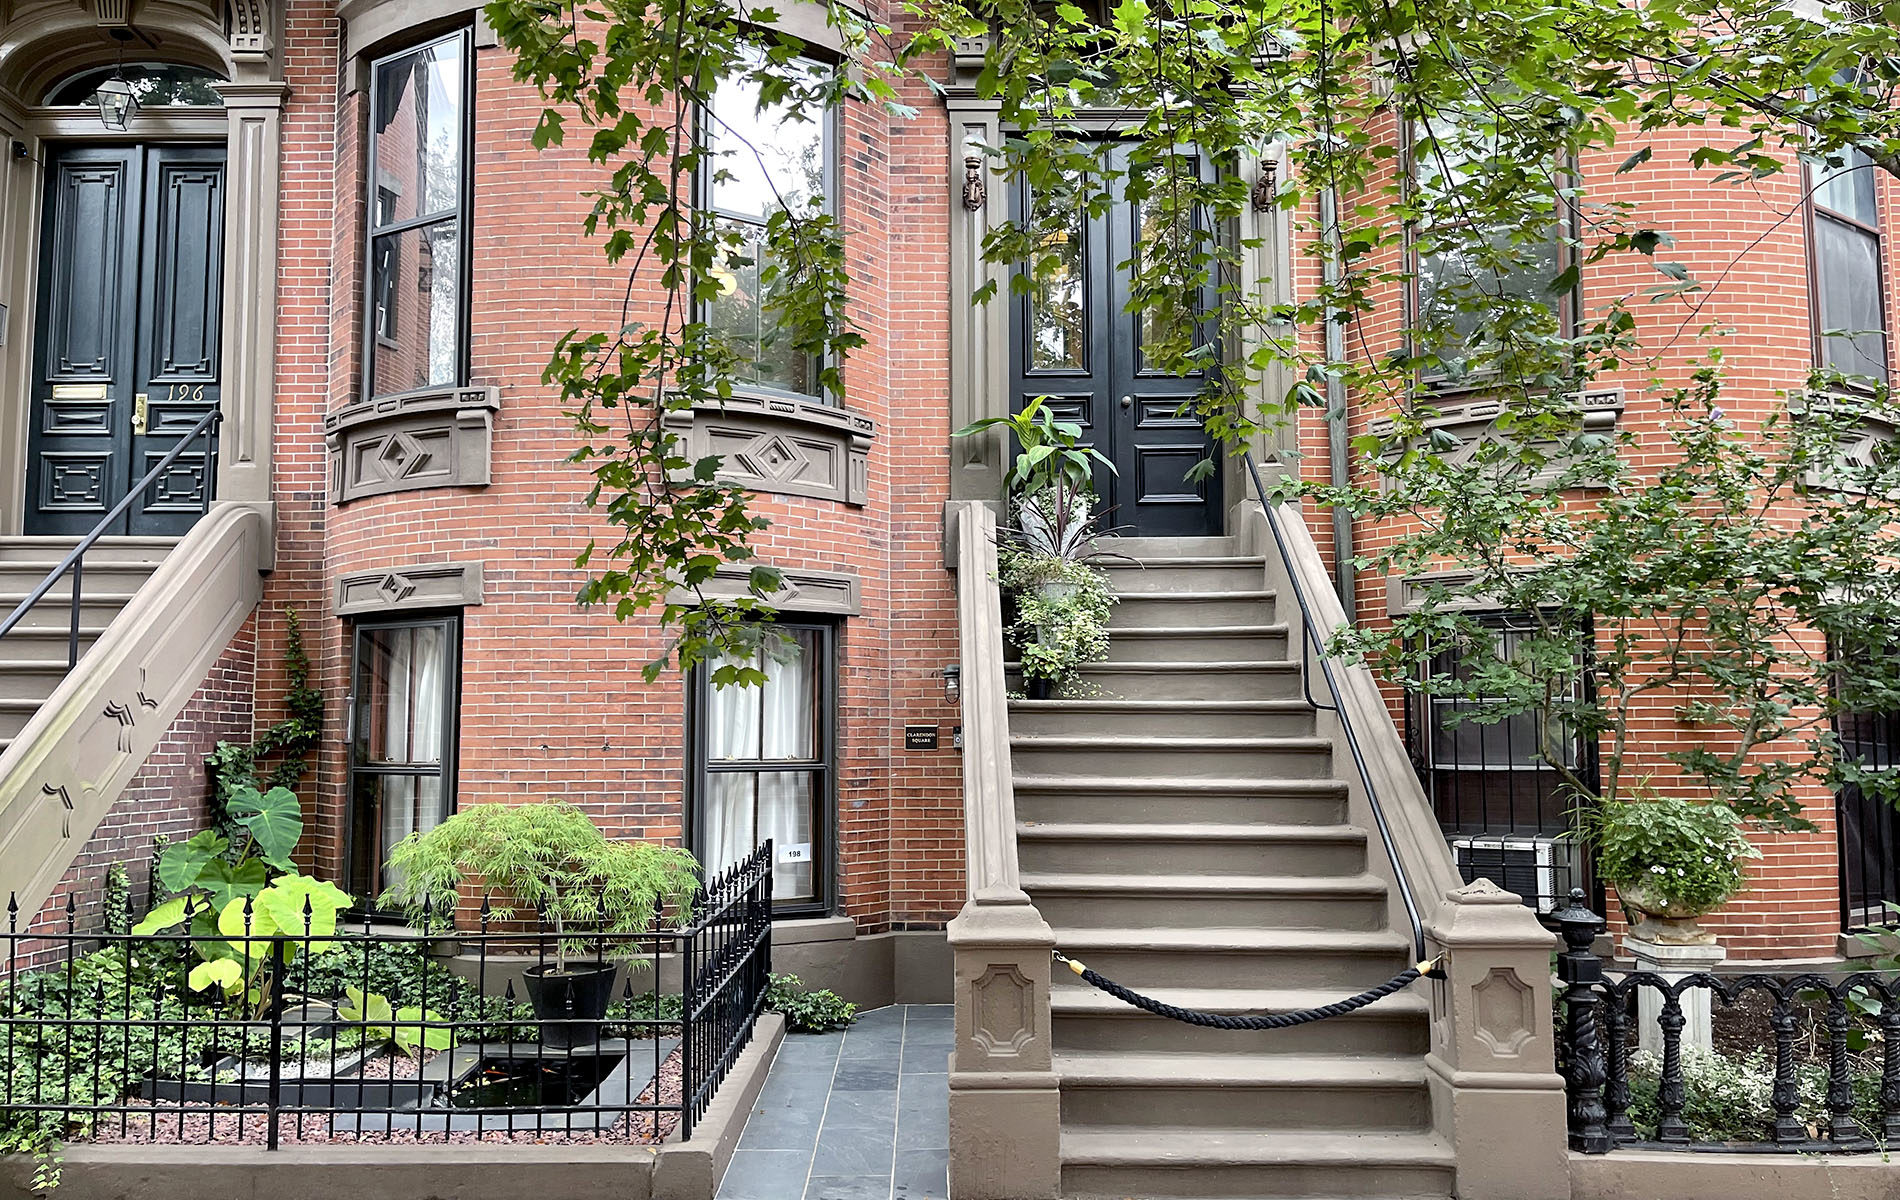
[
  {"left": 188, "top": 958, "right": 244, "bottom": 993},
  {"left": 158, "top": 830, "right": 227, "bottom": 893},
  {"left": 227, "top": 785, "right": 303, "bottom": 870},
  {"left": 197, "top": 857, "right": 270, "bottom": 911},
  {"left": 1616, "top": 146, "right": 1653, "bottom": 174},
  {"left": 132, "top": 895, "right": 191, "bottom": 935},
  {"left": 254, "top": 874, "right": 354, "bottom": 944}
]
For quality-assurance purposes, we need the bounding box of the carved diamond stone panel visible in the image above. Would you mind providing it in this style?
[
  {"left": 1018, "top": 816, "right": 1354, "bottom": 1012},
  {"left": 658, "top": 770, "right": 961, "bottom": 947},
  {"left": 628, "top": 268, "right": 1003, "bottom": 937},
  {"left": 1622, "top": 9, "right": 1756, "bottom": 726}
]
[
  {"left": 663, "top": 392, "right": 875, "bottom": 506},
  {"left": 971, "top": 964, "right": 1036, "bottom": 1056},
  {"left": 336, "top": 562, "right": 485, "bottom": 616},
  {"left": 326, "top": 386, "right": 499, "bottom": 504}
]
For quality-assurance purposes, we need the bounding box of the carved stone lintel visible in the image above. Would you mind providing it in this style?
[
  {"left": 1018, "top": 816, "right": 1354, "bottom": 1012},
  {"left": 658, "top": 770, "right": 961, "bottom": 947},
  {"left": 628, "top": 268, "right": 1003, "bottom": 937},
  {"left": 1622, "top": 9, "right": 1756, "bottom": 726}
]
[
  {"left": 325, "top": 385, "right": 501, "bottom": 504},
  {"left": 670, "top": 562, "right": 861, "bottom": 617},
  {"left": 336, "top": 561, "right": 485, "bottom": 616}
]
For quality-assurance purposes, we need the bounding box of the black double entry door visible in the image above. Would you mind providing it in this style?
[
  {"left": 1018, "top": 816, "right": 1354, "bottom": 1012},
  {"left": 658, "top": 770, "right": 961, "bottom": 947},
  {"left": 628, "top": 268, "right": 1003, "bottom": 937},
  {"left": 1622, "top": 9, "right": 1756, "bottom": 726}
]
[
  {"left": 1009, "top": 143, "right": 1222, "bottom": 538},
  {"left": 26, "top": 144, "right": 226, "bottom": 536}
]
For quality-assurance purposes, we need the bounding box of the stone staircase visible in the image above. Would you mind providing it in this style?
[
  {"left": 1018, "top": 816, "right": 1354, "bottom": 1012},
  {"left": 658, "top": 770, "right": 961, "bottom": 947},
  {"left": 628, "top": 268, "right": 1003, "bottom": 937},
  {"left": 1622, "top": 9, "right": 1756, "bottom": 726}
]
[
  {"left": 1007, "top": 535, "right": 1454, "bottom": 1200},
  {"left": 0, "top": 536, "right": 177, "bottom": 760}
]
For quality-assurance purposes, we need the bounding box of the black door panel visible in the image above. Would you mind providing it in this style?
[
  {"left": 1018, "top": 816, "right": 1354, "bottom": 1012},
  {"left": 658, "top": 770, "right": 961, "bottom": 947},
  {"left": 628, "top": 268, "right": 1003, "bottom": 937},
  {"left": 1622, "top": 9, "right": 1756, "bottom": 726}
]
[
  {"left": 1009, "top": 143, "right": 1221, "bottom": 538},
  {"left": 26, "top": 144, "right": 224, "bottom": 536}
]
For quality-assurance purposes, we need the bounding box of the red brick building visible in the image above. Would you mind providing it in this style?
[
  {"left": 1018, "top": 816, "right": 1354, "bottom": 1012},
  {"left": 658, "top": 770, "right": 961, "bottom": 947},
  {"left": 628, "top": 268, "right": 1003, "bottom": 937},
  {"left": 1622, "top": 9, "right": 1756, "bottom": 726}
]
[{"left": 0, "top": 0, "right": 1892, "bottom": 995}]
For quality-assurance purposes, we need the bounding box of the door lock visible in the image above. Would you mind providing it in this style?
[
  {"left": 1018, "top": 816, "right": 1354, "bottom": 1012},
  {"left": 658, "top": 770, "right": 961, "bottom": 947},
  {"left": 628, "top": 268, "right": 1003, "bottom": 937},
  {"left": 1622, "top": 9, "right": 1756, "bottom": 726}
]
[
  {"left": 1120, "top": 395, "right": 1133, "bottom": 409},
  {"left": 132, "top": 393, "right": 148, "bottom": 436}
]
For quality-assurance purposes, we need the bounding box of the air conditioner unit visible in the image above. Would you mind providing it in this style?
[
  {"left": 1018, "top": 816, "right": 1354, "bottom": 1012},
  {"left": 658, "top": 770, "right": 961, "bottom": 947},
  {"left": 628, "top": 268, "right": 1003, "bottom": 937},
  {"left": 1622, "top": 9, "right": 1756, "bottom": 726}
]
[{"left": 1451, "top": 835, "right": 1560, "bottom": 912}]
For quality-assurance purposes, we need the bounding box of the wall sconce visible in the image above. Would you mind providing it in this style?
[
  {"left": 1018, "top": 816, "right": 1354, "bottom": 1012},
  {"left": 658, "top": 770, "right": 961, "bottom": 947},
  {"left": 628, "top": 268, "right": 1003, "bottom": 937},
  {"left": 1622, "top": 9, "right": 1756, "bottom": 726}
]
[{"left": 941, "top": 665, "right": 961, "bottom": 704}]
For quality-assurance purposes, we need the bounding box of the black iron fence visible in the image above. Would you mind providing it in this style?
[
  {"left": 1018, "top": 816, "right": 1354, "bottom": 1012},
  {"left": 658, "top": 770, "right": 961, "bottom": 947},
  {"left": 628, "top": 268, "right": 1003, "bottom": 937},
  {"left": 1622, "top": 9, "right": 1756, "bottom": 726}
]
[
  {"left": 0, "top": 841, "right": 771, "bottom": 1149},
  {"left": 1555, "top": 890, "right": 1900, "bottom": 1154}
]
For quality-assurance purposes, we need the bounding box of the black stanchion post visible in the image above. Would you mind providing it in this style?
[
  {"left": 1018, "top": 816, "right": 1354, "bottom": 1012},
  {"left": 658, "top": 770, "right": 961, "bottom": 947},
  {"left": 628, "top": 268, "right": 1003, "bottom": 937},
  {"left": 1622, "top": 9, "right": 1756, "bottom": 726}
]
[{"left": 1553, "top": 889, "right": 1611, "bottom": 1154}]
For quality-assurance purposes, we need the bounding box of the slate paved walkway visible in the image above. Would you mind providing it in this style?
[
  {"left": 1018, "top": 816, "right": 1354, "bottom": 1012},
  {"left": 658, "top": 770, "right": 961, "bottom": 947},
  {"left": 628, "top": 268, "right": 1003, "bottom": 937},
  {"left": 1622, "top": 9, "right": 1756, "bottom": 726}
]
[{"left": 717, "top": 1004, "right": 952, "bottom": 1200}]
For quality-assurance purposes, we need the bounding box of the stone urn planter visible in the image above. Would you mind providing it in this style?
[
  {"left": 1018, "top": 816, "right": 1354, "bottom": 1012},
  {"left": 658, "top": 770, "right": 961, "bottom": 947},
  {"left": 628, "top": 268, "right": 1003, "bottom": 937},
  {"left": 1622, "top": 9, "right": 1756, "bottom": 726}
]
[{"left": 1617, "top": 879, "right": 1719, "bottom": 945}]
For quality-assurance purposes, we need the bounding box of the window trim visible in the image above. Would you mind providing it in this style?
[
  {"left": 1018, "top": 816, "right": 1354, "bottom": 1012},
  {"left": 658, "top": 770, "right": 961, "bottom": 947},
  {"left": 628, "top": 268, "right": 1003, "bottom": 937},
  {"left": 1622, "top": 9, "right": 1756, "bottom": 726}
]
[
  {"left": 691, "top": 47, "right": 843, "bottom": 407},
  {"left": 362, "top": 27, "right": 475, "bottom": 404},
  {"left": 1806, "top": 156, "right": 1890, "bottom": 392},
  {"left": 344, "top": 610, "right": 464, "bottom": 906},
  {"left": 686, "top": 621, "right": 838, "bottom": 917},
  {"left": 1400, "top": 114, "right": 1578, "bottom": 395}
]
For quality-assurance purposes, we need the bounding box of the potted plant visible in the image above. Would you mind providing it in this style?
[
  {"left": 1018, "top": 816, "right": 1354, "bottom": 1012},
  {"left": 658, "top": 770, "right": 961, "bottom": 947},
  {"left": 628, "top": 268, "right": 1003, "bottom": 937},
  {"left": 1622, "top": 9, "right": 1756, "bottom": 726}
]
[
  {"left": 955, "top": 397, "right": 1123, "bottom": 697},
  {"left": 1585, "top": 790, "right": 1759, "bottom": 945},
  {"left": 379, "top": 801, "right": 700, "bottom": 1047}
]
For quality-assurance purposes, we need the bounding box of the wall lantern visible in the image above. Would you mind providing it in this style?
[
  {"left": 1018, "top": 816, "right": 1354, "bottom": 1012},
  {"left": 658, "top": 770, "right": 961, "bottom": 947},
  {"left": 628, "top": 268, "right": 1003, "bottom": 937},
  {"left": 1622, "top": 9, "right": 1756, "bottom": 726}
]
[{"left": 941, "top": 664, "right": 961, "bottom": 704}]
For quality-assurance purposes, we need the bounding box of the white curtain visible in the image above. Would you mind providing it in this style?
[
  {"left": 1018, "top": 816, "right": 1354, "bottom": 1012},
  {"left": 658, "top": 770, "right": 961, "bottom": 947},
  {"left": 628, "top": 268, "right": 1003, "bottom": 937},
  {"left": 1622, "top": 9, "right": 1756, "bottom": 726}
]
[
  {"left": 375, "top": 625, "right": 449, "bottom": 889},
  {"left": 703, "top": 632, "right": 818, "bottom": 899}
]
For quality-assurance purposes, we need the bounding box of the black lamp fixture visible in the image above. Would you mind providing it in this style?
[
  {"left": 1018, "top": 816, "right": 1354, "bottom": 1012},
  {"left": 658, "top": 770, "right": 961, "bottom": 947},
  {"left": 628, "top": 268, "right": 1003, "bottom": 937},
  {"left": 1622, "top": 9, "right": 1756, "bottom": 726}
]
[{"left": 92, "top": 30, "right": 140, "bottom": 130}]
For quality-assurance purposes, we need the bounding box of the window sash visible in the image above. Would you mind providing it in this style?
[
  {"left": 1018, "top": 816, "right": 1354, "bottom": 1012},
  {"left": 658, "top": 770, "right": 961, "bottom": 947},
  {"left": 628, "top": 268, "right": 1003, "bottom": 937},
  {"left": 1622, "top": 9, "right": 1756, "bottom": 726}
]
[
  {"left": 348, "top": 615, "right": 461, "bottom": 903},
  {"left": 1811, "top": 196, "right": 1888, "bottom": 388},
  {"left": 364, "top": 29, "right": 471, "bottom": 401},
  {"left": 695, "top": 52, "right": 838, "bottom": 405},
  {"left": 691, "top": 623, "right": 834, "bottom": 912}
]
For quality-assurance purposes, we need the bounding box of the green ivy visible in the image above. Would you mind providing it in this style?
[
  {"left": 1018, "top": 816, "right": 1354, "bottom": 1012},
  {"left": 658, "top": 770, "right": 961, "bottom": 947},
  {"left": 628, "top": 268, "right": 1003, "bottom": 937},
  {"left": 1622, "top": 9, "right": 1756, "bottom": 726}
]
[
  {"left": 999, "top": 547, "right": 1116, "bottom": 693},
  {"left": 206, "top": 608, "right": 322, "bottom": 847}
]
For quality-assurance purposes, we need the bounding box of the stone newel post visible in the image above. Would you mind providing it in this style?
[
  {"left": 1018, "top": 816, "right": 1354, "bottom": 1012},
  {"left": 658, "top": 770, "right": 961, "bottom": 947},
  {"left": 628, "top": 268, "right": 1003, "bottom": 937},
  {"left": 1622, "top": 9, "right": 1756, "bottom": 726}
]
[{"left": 1425, "top": 879, "right": 1571, "bottom": 1200}]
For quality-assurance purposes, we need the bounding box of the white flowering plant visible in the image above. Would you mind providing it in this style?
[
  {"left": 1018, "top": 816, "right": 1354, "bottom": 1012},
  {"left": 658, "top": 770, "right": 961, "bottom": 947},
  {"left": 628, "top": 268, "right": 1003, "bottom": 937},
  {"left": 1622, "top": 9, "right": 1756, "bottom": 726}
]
[{"left": 1586, "top": 792, "right": 1758, "bottom": 914}]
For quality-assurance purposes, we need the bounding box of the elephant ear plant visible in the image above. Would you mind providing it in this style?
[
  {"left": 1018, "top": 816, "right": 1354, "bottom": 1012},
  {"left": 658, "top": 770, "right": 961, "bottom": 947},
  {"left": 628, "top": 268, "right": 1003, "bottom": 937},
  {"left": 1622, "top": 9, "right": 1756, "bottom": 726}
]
[
  {"left": 379, "top": 800, "right": 701, "bottom": 1046},
  {"left": 132, "top": 785, "right": 353, "bottom": 1007}
]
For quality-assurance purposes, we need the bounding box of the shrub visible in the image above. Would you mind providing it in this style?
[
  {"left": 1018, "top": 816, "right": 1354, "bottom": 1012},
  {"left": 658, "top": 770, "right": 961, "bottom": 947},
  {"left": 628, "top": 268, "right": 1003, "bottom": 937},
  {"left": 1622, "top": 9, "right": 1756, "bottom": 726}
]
[
  {"left": 766, "top": 974, "right": 858, "bottom": 1032},
  {"left": 1587, "top": 793, "right": 1757, "bottom": 913}
]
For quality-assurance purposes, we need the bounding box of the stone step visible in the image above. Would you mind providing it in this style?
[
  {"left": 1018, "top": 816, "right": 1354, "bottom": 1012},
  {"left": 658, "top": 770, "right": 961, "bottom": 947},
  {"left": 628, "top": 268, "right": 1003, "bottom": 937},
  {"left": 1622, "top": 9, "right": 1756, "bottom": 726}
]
[
  {"left": 1091, "top": 535, "right": 1241, "bottom": 558},
  {"left": 0, "top": 591, "right": 137, "bottom": 631},
  {"left": 1016, "top": 820, "right": 1368, "bottom": 877},
  {"left": 1007, "top": 699, "right": 1317, "bottom": 739},
  {"left": 1100, "top": 557, "right": 1269, "bottom": 595},
  {"left": 1056, "top": 1052, "right": 1431, "bottom": 1132},
  {"left": 1053, "top": 660, "right": 1306, "bottom": 702},
  {"left": 1011, "top": 776, "right": 1349, "bottom": 827},
  {"left": 1048, "top": 926, "right": 1411, "bottom": 991},
  {"left": 1102, "top": 624, "right": 1291, "bottom": 663},
  {"left": 0, "top": 561, "right": 163, "bottom": 593},
  {"left": 0, "top": 537, "right": 177, "bottom": 566},
  {"left": 0, "top": 627, "right": 110, "bottom": 664},
  {"left": 1008, "top": 734, "right": 1334, "bottom": 779},
  {"left": 1060, "top": 1128, "right": 1455, "bottom": 1199},
  {"left": 0, "top": 698, "right": 44, "bottom": 739},
  {"left": 1051, "top": 985, "right": 1430, "bottom": 1058},
  {"left": 1023, "top": 872, "right": 1391, "bottom": 931},
  {"left": 0, "top": 661, "right": 72, "bottom": 701},
  {"left": 1107, "top": 590, "right": 1278, "bottom": 629}
]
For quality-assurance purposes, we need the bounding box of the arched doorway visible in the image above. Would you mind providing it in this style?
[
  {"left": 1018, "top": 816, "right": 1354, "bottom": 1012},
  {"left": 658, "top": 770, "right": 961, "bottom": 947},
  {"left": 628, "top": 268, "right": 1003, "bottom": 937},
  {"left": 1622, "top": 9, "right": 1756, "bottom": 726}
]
[{"left": 23, "top": 62, "right": 227, "bottom": 536}]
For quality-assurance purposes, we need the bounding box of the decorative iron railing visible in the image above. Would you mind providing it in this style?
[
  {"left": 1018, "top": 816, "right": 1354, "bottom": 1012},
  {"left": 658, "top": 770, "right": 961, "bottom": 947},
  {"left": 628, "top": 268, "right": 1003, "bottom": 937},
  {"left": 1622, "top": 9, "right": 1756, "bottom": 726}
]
[
  {"left": 0, "top": 840, "right": 771, "bottom": 1148},
  {"left": 0, "top": 407, "right": 221, "bottom": 669},
  {"left": 1555, "top": 890, "right": 1900, "bottom": 1154}
]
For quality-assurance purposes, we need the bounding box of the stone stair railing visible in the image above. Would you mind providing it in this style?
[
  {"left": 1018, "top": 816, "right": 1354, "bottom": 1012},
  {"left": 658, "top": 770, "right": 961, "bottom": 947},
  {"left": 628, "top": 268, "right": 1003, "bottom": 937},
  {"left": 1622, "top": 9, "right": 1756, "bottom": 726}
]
[
  {"left": 1234, "top": 479, "right": 1570, "bottom": 1200},
  {"left": 944, "top": 499, "right": 1060, "bottom": 1200}
]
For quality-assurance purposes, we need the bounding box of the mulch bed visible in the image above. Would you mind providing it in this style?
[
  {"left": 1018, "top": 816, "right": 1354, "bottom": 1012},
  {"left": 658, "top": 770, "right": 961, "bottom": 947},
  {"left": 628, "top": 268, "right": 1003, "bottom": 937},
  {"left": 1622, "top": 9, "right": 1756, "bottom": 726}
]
[{"left": 84, "top": 1046, "right": 683, "bottom": 1147}]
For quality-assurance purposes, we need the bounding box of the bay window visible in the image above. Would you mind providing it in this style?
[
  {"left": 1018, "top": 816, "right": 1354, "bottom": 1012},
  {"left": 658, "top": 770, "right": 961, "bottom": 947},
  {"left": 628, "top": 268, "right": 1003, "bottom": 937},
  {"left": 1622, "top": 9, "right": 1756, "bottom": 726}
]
[
  {"left": 692, "top": 625, "right": 834, "bottom": 912},
  {"left": 365, "top": 30, "right": 471, "bottom": 399}
]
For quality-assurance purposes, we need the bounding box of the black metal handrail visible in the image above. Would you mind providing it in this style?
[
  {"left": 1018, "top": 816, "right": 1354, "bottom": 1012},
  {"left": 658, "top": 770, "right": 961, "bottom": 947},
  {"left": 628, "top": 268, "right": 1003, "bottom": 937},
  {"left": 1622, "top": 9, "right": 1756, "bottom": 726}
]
[
  {"left": 1243, "top": 451, "right": 1428, "bottom": 961},
  {"left": 0, "top": 407, "right": 221, "bottom": 669}
]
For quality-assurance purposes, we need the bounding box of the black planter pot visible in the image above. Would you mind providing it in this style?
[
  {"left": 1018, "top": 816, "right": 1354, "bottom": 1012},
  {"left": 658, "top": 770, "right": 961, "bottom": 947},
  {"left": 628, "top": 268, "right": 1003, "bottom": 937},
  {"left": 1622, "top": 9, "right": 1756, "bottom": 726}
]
[
  {"left": 1025, "top": 677, "right": 1054, "bottom": 700},
  {"left": 521, "top": 962, "right": 617, "bottom": 1048}
]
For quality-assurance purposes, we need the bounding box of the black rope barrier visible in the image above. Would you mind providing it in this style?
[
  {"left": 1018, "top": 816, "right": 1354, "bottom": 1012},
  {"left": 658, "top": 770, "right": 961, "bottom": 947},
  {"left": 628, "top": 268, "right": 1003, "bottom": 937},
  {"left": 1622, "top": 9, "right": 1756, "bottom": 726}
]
[{"left": 1054, "top": 951, "right": 1448, "bottom": 1031}]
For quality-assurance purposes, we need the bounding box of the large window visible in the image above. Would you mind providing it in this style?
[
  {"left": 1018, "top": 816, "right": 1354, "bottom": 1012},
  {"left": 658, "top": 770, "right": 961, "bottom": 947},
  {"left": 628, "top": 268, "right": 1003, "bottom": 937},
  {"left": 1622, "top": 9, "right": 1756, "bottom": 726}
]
[
  {"left": 365, "top": 30, "right": 471, "bottom": 400},
  {"left": 1410, "top": 612, "right": 1592, "bottom": 911},
  {"left": 1408, "top": 111, "right": 1569, "bottom": 387},
  {"left": 691, "top": 625, "right": 833, "bottom": 912},
  {"left": 348, "top": 616, "right": 461, "bottom": 899},
  {"left": 700, "top": 51, "right": 835, "bottom": 402},
  {"left": 1811, "top": 148, "right": 1889, "bottom": 389}
]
